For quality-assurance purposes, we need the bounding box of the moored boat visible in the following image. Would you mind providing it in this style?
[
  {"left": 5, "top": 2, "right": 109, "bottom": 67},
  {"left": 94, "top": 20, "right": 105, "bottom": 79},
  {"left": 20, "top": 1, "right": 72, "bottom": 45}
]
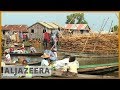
[
  {"left": 5, "top": 61, "right": 41, "bottom": 65},
  {"left": 78, "top": 62, "right": 118, "bottom": 75},
  {"left": 10, "top": 53, "right": 43, "bottom": 56}
]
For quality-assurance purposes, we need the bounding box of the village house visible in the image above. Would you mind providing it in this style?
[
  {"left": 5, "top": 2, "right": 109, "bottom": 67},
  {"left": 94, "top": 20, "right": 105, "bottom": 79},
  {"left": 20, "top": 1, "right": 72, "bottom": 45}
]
[
  {"left": 27, "top": 22, "right": 63, "bottom": 41},
  {"left": 2, "top": 25, "right": 28, "bottom": 47},
  {"left": 65, "top": 24, "right": 91, "bottom": 35},
  {"left": 2, "top": 25, "right": 28, "bottom": 40}
]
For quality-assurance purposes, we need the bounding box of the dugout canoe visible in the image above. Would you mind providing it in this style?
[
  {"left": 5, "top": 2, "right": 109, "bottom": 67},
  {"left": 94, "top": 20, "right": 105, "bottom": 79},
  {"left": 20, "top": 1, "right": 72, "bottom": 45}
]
[
  {"left": 51, "top": 62, "right": 118, "bottom": 78},
  {"left": 78, "top": 62, "right": 118, "bottom": 75},
  {"left": 5, "top": 61, "right": 41, "bottom": 65},
  {"left": 10, "top": 53, "right": 43, "bottom": 56}
]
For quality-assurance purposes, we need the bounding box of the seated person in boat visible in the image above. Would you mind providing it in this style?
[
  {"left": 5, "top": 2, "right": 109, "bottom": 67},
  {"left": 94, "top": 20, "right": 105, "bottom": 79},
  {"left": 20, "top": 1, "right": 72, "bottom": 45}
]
[
  {"left": 9, "top": 45, "right": 15, "bottom": 53},
  {"left": 13, "top": 48, "right": 24, "bottom": 54},
  {"left": 53, "top": 55, "right": 70, "bottom": 69},
  {"left": 44, "top": 45, "right": 57, "bottom": 61},
  {"left": 41, "top": 53, "right": 52, "bottom": 66},
  {"left": 18, "top": 60, "right": 32, "bottom": 78},
  {"left": 62, "top": 56, "right": 79, "bottom": 77},
  {"left": 30, "top": 45, "right": 37, "bottom": 53},
  {"left": 4, "top": 52, "right": 12, "bottom": 63},
  {"left": 4, "top": 48, "right": 10, "bottom": 53},
  {"left": 20, "top": 43, "right": 26, "bottom": 53}
]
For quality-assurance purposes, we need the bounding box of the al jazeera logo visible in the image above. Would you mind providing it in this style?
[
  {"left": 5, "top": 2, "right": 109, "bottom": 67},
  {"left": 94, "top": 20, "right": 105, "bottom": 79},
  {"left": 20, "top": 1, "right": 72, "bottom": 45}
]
[{"left": 2, "top": 65, "right": 51, "bottom": 78}]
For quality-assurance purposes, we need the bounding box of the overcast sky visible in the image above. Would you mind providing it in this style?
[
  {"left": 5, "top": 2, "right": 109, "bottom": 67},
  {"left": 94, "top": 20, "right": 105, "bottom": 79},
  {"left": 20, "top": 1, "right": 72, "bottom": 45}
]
[{"left": 2, "top": 11, "right": 119, "bottom": 32}]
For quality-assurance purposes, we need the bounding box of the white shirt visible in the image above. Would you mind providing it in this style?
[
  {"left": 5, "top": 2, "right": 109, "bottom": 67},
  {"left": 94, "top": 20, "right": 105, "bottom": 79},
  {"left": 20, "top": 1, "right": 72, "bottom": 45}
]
[
  {"left": 41, "top": 59, "right": 49, "bottom": 66},
  {"left": 1, "top": 62, "right": 5, "bottom": 67},
  {"left": 13, "top": 50, "right": 23, "bottom": 53},
  {"left": 67, "top": 60, "right": 79, "bottom": 73},
  {"left": 5, "top": 54, "right": 11, "bottom": 62},
  {"left": 30, "top": 47, "right": 37, "bottom": 53},
  {"left": 5, "top": 49, "right": 10, "bottom": 53},
  {"left": 53, "top": 52, "right": 57, "bottom": 58},
  {"left": 53, "top": 58, "right": 69, "bottom": 69}
]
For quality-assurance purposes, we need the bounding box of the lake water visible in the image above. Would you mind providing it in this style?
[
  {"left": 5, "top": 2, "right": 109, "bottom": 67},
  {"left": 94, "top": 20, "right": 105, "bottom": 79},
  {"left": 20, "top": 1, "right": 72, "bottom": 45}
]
[
  {"left": 9, "top": 51, "right": 119, "bottom": 78},
  {"left": 2, "top": 55, "right": 118, "bottom": 78}
]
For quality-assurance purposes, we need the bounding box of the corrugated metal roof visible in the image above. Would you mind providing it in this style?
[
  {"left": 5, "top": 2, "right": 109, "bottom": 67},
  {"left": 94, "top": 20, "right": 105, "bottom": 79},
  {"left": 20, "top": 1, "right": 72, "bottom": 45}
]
[
  {"left": 77, "top": 24, "right": 88, "bottom": 30},
  {"left": 65, "top": 24, "right": 73, "bottom": 29},
  {"left": 65, "top": 24, "right": 88, "bottom": 30}
]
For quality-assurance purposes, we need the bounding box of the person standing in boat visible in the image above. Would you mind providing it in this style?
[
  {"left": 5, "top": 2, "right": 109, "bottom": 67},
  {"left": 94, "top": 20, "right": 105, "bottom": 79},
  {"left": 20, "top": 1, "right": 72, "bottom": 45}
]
[
  {"left": 43, "top": 28, "right": 50, "bottom": 49},
  {"left": 50, "top": 27, "right": 61, "bottom": 50}
]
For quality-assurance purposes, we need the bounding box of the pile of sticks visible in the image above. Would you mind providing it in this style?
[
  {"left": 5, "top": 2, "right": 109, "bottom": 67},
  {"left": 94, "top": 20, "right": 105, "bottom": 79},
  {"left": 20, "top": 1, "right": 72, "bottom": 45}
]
[{"left": 59, "top": 34, "right": 118, "bottom": 54}]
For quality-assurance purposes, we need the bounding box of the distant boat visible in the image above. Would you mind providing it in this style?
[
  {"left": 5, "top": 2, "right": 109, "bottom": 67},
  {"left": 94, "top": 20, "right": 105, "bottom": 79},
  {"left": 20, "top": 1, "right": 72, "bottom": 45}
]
[
  {"left": 5, "top": 61, "right": 41, "bottom": 65},
  {"left": 10, "top": 53, "right": 43, "bottom": 56}
]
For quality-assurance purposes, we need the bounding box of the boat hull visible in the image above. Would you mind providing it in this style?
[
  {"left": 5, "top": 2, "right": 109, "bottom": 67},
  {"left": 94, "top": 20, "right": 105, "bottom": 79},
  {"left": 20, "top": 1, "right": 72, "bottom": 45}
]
[{"left": 10, "top": 53, "right": 43, "bottom": 56}]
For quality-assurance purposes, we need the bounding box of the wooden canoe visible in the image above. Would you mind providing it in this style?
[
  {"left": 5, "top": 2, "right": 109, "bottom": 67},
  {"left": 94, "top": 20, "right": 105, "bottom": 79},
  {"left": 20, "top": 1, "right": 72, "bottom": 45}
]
[
  {"left": 10, "top": 53, "right": 43, "bottom": 56},
  {"left": 78, "top": 64, "right": 118, "bottom": 75},
  {"left": 51, "top": 62, "right": 118, "bottom": 77},
  {"left": 5, "top": 61, "right": 41, "bottom": 66}
]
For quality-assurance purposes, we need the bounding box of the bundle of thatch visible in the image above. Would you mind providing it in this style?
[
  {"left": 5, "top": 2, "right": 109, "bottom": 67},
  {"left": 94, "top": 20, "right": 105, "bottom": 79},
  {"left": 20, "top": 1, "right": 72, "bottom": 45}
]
[{"left": 59, "top": 34, "right": 118, "bottom": 54}]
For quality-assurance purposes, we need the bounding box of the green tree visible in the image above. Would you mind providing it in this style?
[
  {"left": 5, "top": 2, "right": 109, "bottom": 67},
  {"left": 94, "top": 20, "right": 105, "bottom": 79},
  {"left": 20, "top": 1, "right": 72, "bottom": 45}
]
[
  {"left": 111, "top": 25, "right": 118, "bottom": 32},
  {"left": 66, "top": 13, "right": 88, "bottom": 24}
]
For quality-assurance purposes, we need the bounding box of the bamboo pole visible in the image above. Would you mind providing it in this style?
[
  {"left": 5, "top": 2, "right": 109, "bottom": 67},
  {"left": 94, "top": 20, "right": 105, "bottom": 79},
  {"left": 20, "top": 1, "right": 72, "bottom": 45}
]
[
  {"left": 82, "top": 37, "right": 89, "bottom": 52},
  {"left": 92, "top": 17, "right": 109, "bottom": 52},
  {"left": 108, "top": 20, "right": 113, "bottom": 34},
  {"left": 115, "top": 13, "right": 119, "bottom": 19},
  {"left": 99, "top": 19, "right": 106, "bottom": 33},
  {"left": 100, "top": 20, "right": 118, "bottom": 52},
  {"left": 98, "top": 17, "right": 109, "bottom": 35},
  {"left": 81, "top": 24, "right": 95, "bottom": 52}
]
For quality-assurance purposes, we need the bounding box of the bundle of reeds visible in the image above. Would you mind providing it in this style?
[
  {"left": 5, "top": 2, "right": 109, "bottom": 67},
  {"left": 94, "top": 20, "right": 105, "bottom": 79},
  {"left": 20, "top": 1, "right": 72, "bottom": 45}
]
[{"left": 59, "top": 34, "right": 118, "bottom": 55}]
